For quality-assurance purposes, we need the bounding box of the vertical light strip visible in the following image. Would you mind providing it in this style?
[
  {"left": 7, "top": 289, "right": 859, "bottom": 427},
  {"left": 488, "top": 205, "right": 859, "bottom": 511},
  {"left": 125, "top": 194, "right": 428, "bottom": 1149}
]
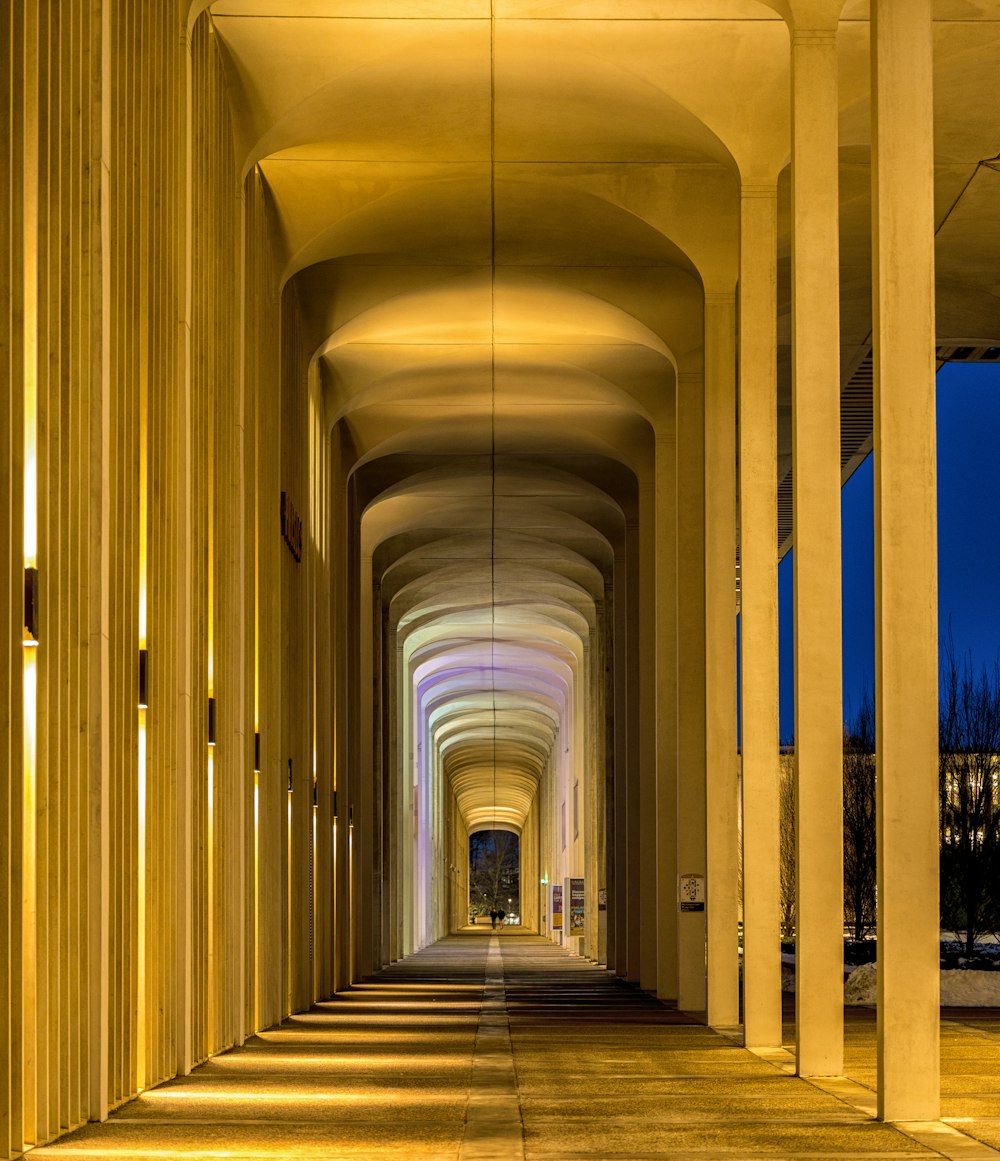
[
  {"left": 253, "top": 770, "right": 260, "bottom": 1029},
  {"left": 311, "top": 399, "right": 319, "bottom": 1000},
  {"left": 136, "top": 708, "right": 147, "bottom": 1089},
  {"left": 22, "top": 647, "right": 38, "bottom": 1139},
  {"left": 311, "top": 801, "right": 318, "bottom": 1000},
  {"left": 207, "top": 394, "right": 215, "bottom": 698},
  {"left": 312, "top": 734, "right": 318, "bottom": 1000},
  {"left": 331, "top": 811, "right": 338, "bottom": 987},
  {"left": 206, "top": 282, "right": 216, "bottom": 1051},
  {"left": 286, "top": 778, "right": 293, "bottom": 1012},
  {"left": 348, "top": 814, "right": 354, "bottom": 979},
  {"left": 136, "top": 277, "right": 149, "bottom": 1091},
  {"left": 308, "top": 401, "right": 315, "bottom": 998},
  {"left": 22, "top": 13, "right": 40, "bottom": 1130},
  {"left": 253, "top": 320, "right": 260, "bottom": 1030},
  {"left": 23, "top": 138, "right": 38, "bottom": 575},
  {"left": 253, "top": 379, "right": 259, "bottom": 732},
  {"left": 207, "top": 748, "right": 215, "bottom": 1051},
  {"left": 138, "top": 411, "right": 148, "bottom": 645}
]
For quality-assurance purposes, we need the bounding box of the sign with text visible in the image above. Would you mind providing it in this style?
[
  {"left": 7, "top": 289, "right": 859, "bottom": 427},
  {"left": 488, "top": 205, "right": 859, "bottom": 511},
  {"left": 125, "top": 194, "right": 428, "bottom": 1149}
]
[
  {"left": 551, "top": 883, "right": 563, "bottom": 929},
  {"left": 678, "top": 873, "right": 706, "bottom": 912},
  {"left": 568, "top": 877, "right": 585, "bottom": 935}
]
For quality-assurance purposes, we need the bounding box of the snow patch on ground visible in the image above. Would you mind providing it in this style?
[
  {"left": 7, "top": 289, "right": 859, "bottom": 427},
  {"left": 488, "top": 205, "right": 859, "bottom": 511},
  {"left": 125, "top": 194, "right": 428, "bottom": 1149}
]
[
  {"left": 844, "top": 961, "right": 1000, "bottom": 1006},
  {"left": 844, "top": 962, "right": 877, "bottom": 1004}
]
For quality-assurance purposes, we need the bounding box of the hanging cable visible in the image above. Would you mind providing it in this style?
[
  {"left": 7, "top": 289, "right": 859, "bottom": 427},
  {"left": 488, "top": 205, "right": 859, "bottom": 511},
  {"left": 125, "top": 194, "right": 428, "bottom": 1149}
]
[{"left": 490, "top": 0, "right": 497, "bottom": 834}]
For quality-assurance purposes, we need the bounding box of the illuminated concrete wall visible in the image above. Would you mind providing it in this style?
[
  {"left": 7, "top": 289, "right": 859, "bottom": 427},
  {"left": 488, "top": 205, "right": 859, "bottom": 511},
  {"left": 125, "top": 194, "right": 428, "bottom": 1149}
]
[
  {"left": 0, "top": 5, "right": 334, "bottom": 1154},
  {"left": 2, "top": 4, "right": 107, "bottom": 1149}
]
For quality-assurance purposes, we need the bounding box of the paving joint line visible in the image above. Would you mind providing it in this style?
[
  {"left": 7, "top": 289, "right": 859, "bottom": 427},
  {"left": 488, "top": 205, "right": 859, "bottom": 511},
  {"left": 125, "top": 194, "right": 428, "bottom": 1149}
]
[
  {"left": 744, "top": 1048, "right": 1000, "bottom": 1161},
  {"left": 802, "top": 1077, "right": 1000, "bottom": 1158},
  {"left": 460, "top": 935, "right": 525, "bottom": 1160},
  {"left": 942, "top": 1018, "right": 1000, "bottom": 1044}
]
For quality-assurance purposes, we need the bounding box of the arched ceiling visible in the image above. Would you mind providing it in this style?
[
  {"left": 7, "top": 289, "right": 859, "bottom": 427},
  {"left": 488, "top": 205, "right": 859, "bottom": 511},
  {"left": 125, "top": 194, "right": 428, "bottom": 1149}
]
[
  {"left": 376, "top": 464, "right": 610, "bottom": 834},
  {"left": 415, "top": 642, "right": 579, "bottom": 833},
  {"left": 205, "top": 0, "right": 1000, "bottom": 834}
]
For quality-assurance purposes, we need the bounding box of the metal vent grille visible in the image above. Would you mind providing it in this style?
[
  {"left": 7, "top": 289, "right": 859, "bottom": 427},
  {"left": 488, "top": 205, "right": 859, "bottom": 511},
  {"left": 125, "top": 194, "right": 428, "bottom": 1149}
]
[
  {"left": 773, "top": 340, "right": 1000, "bottom": 559},
  {"left": 776, "top": 348, "right": 874, "bottom": 557},
  {"left": 840, "top": 351, "right": 874, "bottom": 475},
  {"left": 937, "top": 343, "right": 1000, "bottom": 362},
  {"left": 776, "top": 469, "right": 793, "bottom": 560}
]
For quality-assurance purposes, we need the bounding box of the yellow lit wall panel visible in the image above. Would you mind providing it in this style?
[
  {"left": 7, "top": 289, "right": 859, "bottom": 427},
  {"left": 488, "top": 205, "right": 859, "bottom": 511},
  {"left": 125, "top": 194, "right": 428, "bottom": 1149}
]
[
  {"left": 0, "top": 4, "right": 324, "bottom": 1155},
  {"left": 1, "top": 6, "right": 28, "bottom": 1156}
]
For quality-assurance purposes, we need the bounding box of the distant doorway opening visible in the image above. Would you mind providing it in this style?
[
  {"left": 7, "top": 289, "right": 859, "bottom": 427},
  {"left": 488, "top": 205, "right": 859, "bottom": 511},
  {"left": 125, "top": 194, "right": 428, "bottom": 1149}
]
[{"left": 469, "top": 830, "right": 520, "bottom": 926}]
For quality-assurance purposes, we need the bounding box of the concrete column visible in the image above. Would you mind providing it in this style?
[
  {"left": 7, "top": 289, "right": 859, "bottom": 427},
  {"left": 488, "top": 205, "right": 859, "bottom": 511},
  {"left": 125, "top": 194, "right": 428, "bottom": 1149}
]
[
  {"left": 625, "top": 512, "right": 642, "bottom": 983},
  {"left": 386, "top": 627, "right": 400, "bottom": 965},
  {"left": 704, "top": 295, "right": 740, "bottom": 1029},
  {"left": 638, "top": 477, "right": 658, "bottom": 991},
  {"left": 675, "top": 370, "right": 707, "bottom": 1014},
  {"left": 790, "top": 20, "right": 844, "bottom": 1077},
  {"left": 583, "top": 641, "right": 599, "bottom": 959},
  {"left": 870, "top": 0, "right": 939, "bottom": 1121},
  {"left": 358, "top": 552, "right": 374, "bottom": 977},
  {"left": 597, "top": 592, "right": 611, "bottom": 967},
  {"left": 654, "top": 421, "right": 678, "bottom": 1002},
  {"left": 738, "top": 186, "right": 783, "bottom": 1049},
  {"left": 612, "top": 541, "right": 629, "bottom": 978},
  {"left": 330, "top": 425, "right": 352, "bottom": 993}
]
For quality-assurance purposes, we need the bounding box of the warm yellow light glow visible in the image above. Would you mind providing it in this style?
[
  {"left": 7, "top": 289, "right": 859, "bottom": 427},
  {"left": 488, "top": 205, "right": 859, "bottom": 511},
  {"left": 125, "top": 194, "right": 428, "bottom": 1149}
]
[
  {"left": 137, "top": 708, "right": 147, "bottom": 1090},
  {"left": 23, "top": 452, "right": 37, "bottom": 567},
  {"left": 342, "top": 983, "right": 480, "bottom": 994},
  {"left": 207, "top": 748, "right": 216, "bottom": 1050},
  {"left": 253, "top": 771, "right": 260, "bottom": 1030},
  {"left": 348, "top": 820, "right": 355, "bottom": 979},
  {"left": 312, "top": 800, "right": 319, "bottom": 1000},
  {"left": 138, "top": 589, "right": 147, "bottom": 650},
  {"left": 253, "top": 366, "right": 260, "bottom": 730},
  {"left": 23, "top": 153, "right": 38, "bottom": 569},
  {"left": 142, "top": 1089, "right": 381, "bottom": 1103},
  {"left": 207, "top": 370, "right": 215, "bottom": 698},
  {"left": 22, "top": 648, "right": 38, "bottom": 1127},
  {"left": 138, "top": 366, "right": 148, "bottom": 646},
  {"left": 311, "top": 505, "right": 318, "bottom": 1000},
  {"left": 33, "top": 1151, "right": 308, "bottom": 1160},
  {"left": 332, "top": 814, "right": 338, "bottom": 968},
  {"left": 287, "top": 787, "right": 293, "bottom": 1012},
  {"left": 202, "top": 1051, "right": 415, "bottom": 1064},
  {"left": 21, "top": 67, "right": 39, "bottom": 1130}
]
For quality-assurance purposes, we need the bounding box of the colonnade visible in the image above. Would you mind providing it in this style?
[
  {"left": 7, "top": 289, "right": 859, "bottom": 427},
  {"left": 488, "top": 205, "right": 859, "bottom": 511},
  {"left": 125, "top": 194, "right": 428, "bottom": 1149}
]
[
  {"left": 733, "top": 0, "right": 939, "bottom": 1119},
  {"left": 0, "top": 2, "right": 949, "bottom": 1157}
]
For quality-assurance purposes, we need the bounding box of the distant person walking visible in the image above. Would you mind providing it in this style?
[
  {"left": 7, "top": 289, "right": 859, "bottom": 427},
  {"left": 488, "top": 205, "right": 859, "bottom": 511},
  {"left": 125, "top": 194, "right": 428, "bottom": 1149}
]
[
  {"left": 489, "top": 908, "right": 497, "bottom": 930},
  {"left": 497, "top": 908, "right": 506, "bottom": 927}
]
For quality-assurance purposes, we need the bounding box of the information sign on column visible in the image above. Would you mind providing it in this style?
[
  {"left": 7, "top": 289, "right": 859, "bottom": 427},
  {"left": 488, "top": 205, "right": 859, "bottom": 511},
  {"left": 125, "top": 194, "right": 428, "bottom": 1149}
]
[
  {"left": 568, "top": 877, "right": 585, "bottom": 935},
  {"left": 678, "top": 873, "right": 706, "bottom": 912}
]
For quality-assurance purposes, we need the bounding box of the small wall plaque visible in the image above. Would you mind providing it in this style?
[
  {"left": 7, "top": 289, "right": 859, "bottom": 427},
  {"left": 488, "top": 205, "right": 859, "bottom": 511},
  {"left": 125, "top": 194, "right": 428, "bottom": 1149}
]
[{"left": 678, "top": 873, "right": 706, "bottom": 912}]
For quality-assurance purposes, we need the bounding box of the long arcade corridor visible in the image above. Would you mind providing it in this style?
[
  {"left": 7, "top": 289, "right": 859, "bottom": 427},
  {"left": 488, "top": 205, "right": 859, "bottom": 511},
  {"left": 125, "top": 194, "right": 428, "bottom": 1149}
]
[
  {"left": 5, "top": 2, "right": 1000, "bottom": 1156},
  {"left": 23, "top": 935, "right": 1000, "bottom": 1160}
]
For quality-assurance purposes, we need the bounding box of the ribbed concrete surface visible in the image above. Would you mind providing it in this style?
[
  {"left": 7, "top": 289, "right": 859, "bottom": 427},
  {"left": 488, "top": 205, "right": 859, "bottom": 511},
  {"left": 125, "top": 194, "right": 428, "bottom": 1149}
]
[{"left": 25, "top": 933, "right": 1000, "bottom": 1159}]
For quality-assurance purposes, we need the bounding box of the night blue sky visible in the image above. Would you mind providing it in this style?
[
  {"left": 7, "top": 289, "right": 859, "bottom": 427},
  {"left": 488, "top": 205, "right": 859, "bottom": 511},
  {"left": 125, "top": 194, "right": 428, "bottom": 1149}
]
[{"left": 775, "top": 361, "right": 1000, "bottom": 742}]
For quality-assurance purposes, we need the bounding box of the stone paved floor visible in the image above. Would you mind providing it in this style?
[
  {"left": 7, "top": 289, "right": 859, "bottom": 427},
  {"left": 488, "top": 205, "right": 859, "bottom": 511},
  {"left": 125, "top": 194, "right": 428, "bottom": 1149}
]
[{"left": 26, "top": 932, "right": 1000, "bottom": 1159}]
